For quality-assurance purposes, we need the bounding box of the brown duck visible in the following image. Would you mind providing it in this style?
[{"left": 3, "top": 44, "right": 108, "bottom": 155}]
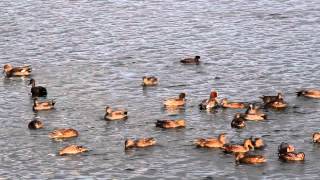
[
  {"left": 125, "top": 138, "right": 156, "bottom": 149},
  {"left": 59, "top": 145, "right": 88, "bottom": 156},
  {"left": 194, "top": 133, "right": 227, "bottom": 148},
  {"left": 3, "top": 64, "right": 31, "bottom": 77},
  {"left": 155, "top": 119, "right": 186, "bottom": 129}
]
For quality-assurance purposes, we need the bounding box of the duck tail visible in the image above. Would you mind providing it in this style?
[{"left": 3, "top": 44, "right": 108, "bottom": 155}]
[{"left": 296, "top": 91, "right": 304, "bottom": 96}]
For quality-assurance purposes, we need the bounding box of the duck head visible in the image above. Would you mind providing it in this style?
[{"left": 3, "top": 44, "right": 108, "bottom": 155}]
[
  {"left": 105, "top": 106, "right": 112, "bottom": 115},
  {"left": 179, "top": 93, "right": 186, "bottom": 100},
  {"left": 277, "top": 93, "right": 284, "bottom": 100},
  {"left": 244, "top": 139, "right": 254, "bottom": 150},
  {"left": 3, "top": 64, "right": 13, "bottom": 73},
  {"left": 28, "top": 119, "right": 44, "bottom": 129},
  {"left": 125, "top": 139, "right": 135, "bottom": 149},
  {"left": 209, "top": 91, "right": 218, "bottom": 99},
  {"left": 195, "top": 56, "right": 200, "bottom": 60},
  {"left": 29, "top": 79, "right": 35, "bottom": 86},
  {"left": 218, "top": 133, "right": 227, "bottom": 144},
  {"left": 313, "top": 132, "right": 320, "bottom": 143}
]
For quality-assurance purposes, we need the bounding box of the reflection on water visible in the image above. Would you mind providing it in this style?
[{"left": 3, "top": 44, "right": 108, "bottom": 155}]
[{"left": 1, "top": 0, "right": 320, "bottom": 179}]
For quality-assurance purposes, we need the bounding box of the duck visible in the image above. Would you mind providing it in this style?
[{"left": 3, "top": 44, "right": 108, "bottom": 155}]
[
  {"left": 29, "top": 79, "right": 47, "bottom": 97},
  {"left": 260, "top": 93, "right": 284, "bottom": 104},
  {"left": 49, "top": 128, "right": 79, "bottom": 139},
  {"left": 312, "top": 132, "right": 320, "bottom": 143},
  {"left": 220, "top": 98, "right": 246, "bottom": 109},
  {"left": 223, "top": 138, "right": 254, "bottom": 153},
  {"left": 28, "top": 119, "right": 44, "bottom": 129},
  {"left": 59, "top": 145, "right": 88, "bottom": 156},
  {"left": 266, "top": 100, "right": 288, "bottom": 109},
  {"left": 243, "top": 104, "right": 267, "bottom": 121},
  {"left": 251, "top": 137, "right": 265, "bottom": 149},
  {"left": 142, "top": 76, "right": 158, "bottom": 86},
  {"left": 33, "top": 98, "right": 55, "bottom": 111},
  {"left": 231, "top": 113, "right": 246, "bottom": 129},
  {"left": 3, "top": 64, "right": 31, "bottom": 77},
  {"left": 104, "top": 106, "right": 128, "bottom": 120},
  {"left": 278, "top": 142, "right": 295, "bottom": 155},
  {"left": 199, "top": 91, "right": 219, "bottom": 110},
  {"left": 279, "top": 152, "right": 305, "bottom": 161},
  {"left": 296, "top": 89, "right": 320, "bottom": 99},
  {"left": 180, "top": 56, "right": 200, "bottom": 65},
  {"left": 155, "top": 119, "right": 186, "bottom": 129},
  {"left": 194, "top": 133, "right": 227, "bottom": 148},
  {"left": 163, "top": 93, "right": 186, "bottom": 107},
  {"left": 125, "top": 138, "right": 156, "bottom": 149},
  {"left": 235, "top": 153, "right": 266, "bottom": 164}
]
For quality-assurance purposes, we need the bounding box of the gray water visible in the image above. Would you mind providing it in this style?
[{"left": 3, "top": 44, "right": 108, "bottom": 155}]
[{"left": 1, "top": 0, "right": 320, "bottom": 179}]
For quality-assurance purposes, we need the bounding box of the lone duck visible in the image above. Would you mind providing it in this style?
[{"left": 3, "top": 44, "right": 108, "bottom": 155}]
[
  {"left": 29, "top": 79, "right": 47, "bottom": 97},
  {"left": 194, "top": 133, "right": 227, "bottom": 148},
  {"left": 251, "top": 137, "right": 265, "bottom": 149},
  {"left": 231, "top": 113, "right": 246, "bottom": 129},
  {"left": 49, "top": 128, "right": 79, "bottom": 139},
  {"left": 142, "top": 76, "right": 158, "bottom": 86},
  {"left": 243, "top": 104, "right": 267, "bottom": 121},
  {"left": 223, "top": 139, "right": 254, "bottom": 153},
  {"left": 3, "top": 64, "right": 31, "bottom": 77},
  {"left": 125, "top": 138, "right": 156, "bottom": 149},
  {"left": 180, "top": 56, "right": 200, "bottom": 65},
  {"left": 28, "top": 119, "right": 44, "bottom": 129},
  {"left": 104, "top": 106, "right": 128, "bottom": 120},
  {"left": 155, "top": 119, "right": 186, "bottom": 129},
  {"left": 59, "top": 145, "right": 88, "bottom": 156},
  {"left": 312, "top": 132, "right": 320, "bottom": 143},
  {"left": 297, "top": 89, "right": 320, "bottom": 99},
  {"left": 260, "top": 93, "right": 284, "bottom": 104},
  {"left": 199, "top": 91, "right": 219, "bottom": 110},
  {"left": 279, "top": 152, "right": 305, "bottom": 161},
  {"left": 235, "top": 153, "right": 266, "bottom": 164},
  {"left": 33, "top": 98, "right": 55, "bottom": 111},
  {"left": 220, "top": 98, "right": 246, "bottom": 109},
  {"left": 163, "top": 93, "right": 186, "bottom": 107},
  {"left": 278, "top": 142, "right": 295, "bottom": 155}
]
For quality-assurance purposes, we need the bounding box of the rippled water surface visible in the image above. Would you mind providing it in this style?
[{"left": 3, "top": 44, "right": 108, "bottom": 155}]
[{"left": 1, "top": 0, "right": 320, "bottom": 179}]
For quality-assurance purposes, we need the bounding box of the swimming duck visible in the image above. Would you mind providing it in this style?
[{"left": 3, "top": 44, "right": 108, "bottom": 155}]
[
  {"left": 220, "top": 98, "right": 246, "bottom": 109},
  {"left": 194, "top": 133, "right": 227, "bottom": 148},
  {"left": 49, "top": 128, "right": 79, "bottom": 139},
  {"left": 243, "top": 104, "right": 267, "bottom": 121},
  {"left": 296, "top": 89, "right": 320, "bottom": 99},
  {"left": 33, "top": 98, "right": 55, "bottom": 111},
  {"left": 125, "top": 138, "right": 156, "bottom": 149},
  {"left": 163, "top": 93, "right": 186, "bottom": 107},
  {"left": 266, "top": 100, "right": 288, "bottom": 109},
  {"left": 180, "top": 56, "right": 200, "bottom": 65},
  {"left": 260, "top": 93, "right": 284, "bottom": 104},
  {"left": 278, "top": 142, "right": 295, "bottom": 155},
  {"left": 29, "top": 79, "right": 47, "bottom": 97},
  {"left": 231, "top": 113, "right": 246, "bottom": 129},
  {"left": 104, "top": 106, "right": 128, "bottom": 120},
  {"left": 312, "top": 132, "right": 320, "bottom": 143},
  {"left": 199, "top": 91, "right": 219, "bottom": 110},
  {"left": 235, "top": 153, "right": 266, "bottom": 164},
  {"left": 59, "top": 145, "right": 88, "bottom": 156},
  {"left": 3, "top": 64, "right": 31, "bottom": 77},
  {"left": 279, "top": 152, "right": 305, "bottom": 161},
  {"left": 142, "top": 76, "right": 158, "bottom": 86},
  {"left": 155, "top": 119, "right": 186, "bottom": 129},
  {"left": 251, "top": 137, "right": 265, "bottom": 149},
  {"left": 223, "top": 139, "right": 254, "bottom": 153},
  {"left": 28, "top": 119, "right": 44, "bottom": 129}
]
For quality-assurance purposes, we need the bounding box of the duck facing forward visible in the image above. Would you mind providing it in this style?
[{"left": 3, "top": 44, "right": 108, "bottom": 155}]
[
  {"left": 3, "top": 64, "right": 31, "bottom": 77},
  {"left": 180, "top": 56, "right": 200, "bottom": 65},
  {"left": 59, "top": 145, "right": 88, "bottom": 156},
  {"left": 312, "top": 132, "right": 320, "bottom": 143},
  {"left": 142, "top": 76, "right": 158, "bottom": 86},
  {"left": 125, "top": 138, "right": 156, "bottom": 149},
  {"left": 297, "top": 89, "right": 320, "bottom": 99},
  {"left": 49, "top": 128, "right": 79, "bottom": 139},
  {"left": 33, "top": 98, "right": 55, "bottom": 111},
  {"left": 231, "top": 113, "right": 246, "bottom": 129},
  {"left": 155, "top": 119, "right": 186, "bottom": 129},
  {"left": 29, "top": 79, "right": 47, "bottom": 97},
  {"left": 235, "top": 153, "right": 266, "bottom": 164},
  {"left": 104, "top": 106, "right": 128, "bottom": 120},
  {"left": 163, "top": 93, "right": 186, "bottom": 107},
  {"left": 199, "top": 91, "right": 219, "bottom": 110},
  {"left": 28, "top": 119, "right": 44, "bottom": 130},
  {"left": 194, "top": 133, "right": 227, "bottom": 148},
  {"left": 243, "top": 104, "right": 267, "bottom": 121}
]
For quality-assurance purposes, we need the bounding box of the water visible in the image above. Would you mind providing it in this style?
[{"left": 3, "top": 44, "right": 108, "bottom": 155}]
[{"left": 1, "top": 0, "right": 320, "bottom": 179}]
